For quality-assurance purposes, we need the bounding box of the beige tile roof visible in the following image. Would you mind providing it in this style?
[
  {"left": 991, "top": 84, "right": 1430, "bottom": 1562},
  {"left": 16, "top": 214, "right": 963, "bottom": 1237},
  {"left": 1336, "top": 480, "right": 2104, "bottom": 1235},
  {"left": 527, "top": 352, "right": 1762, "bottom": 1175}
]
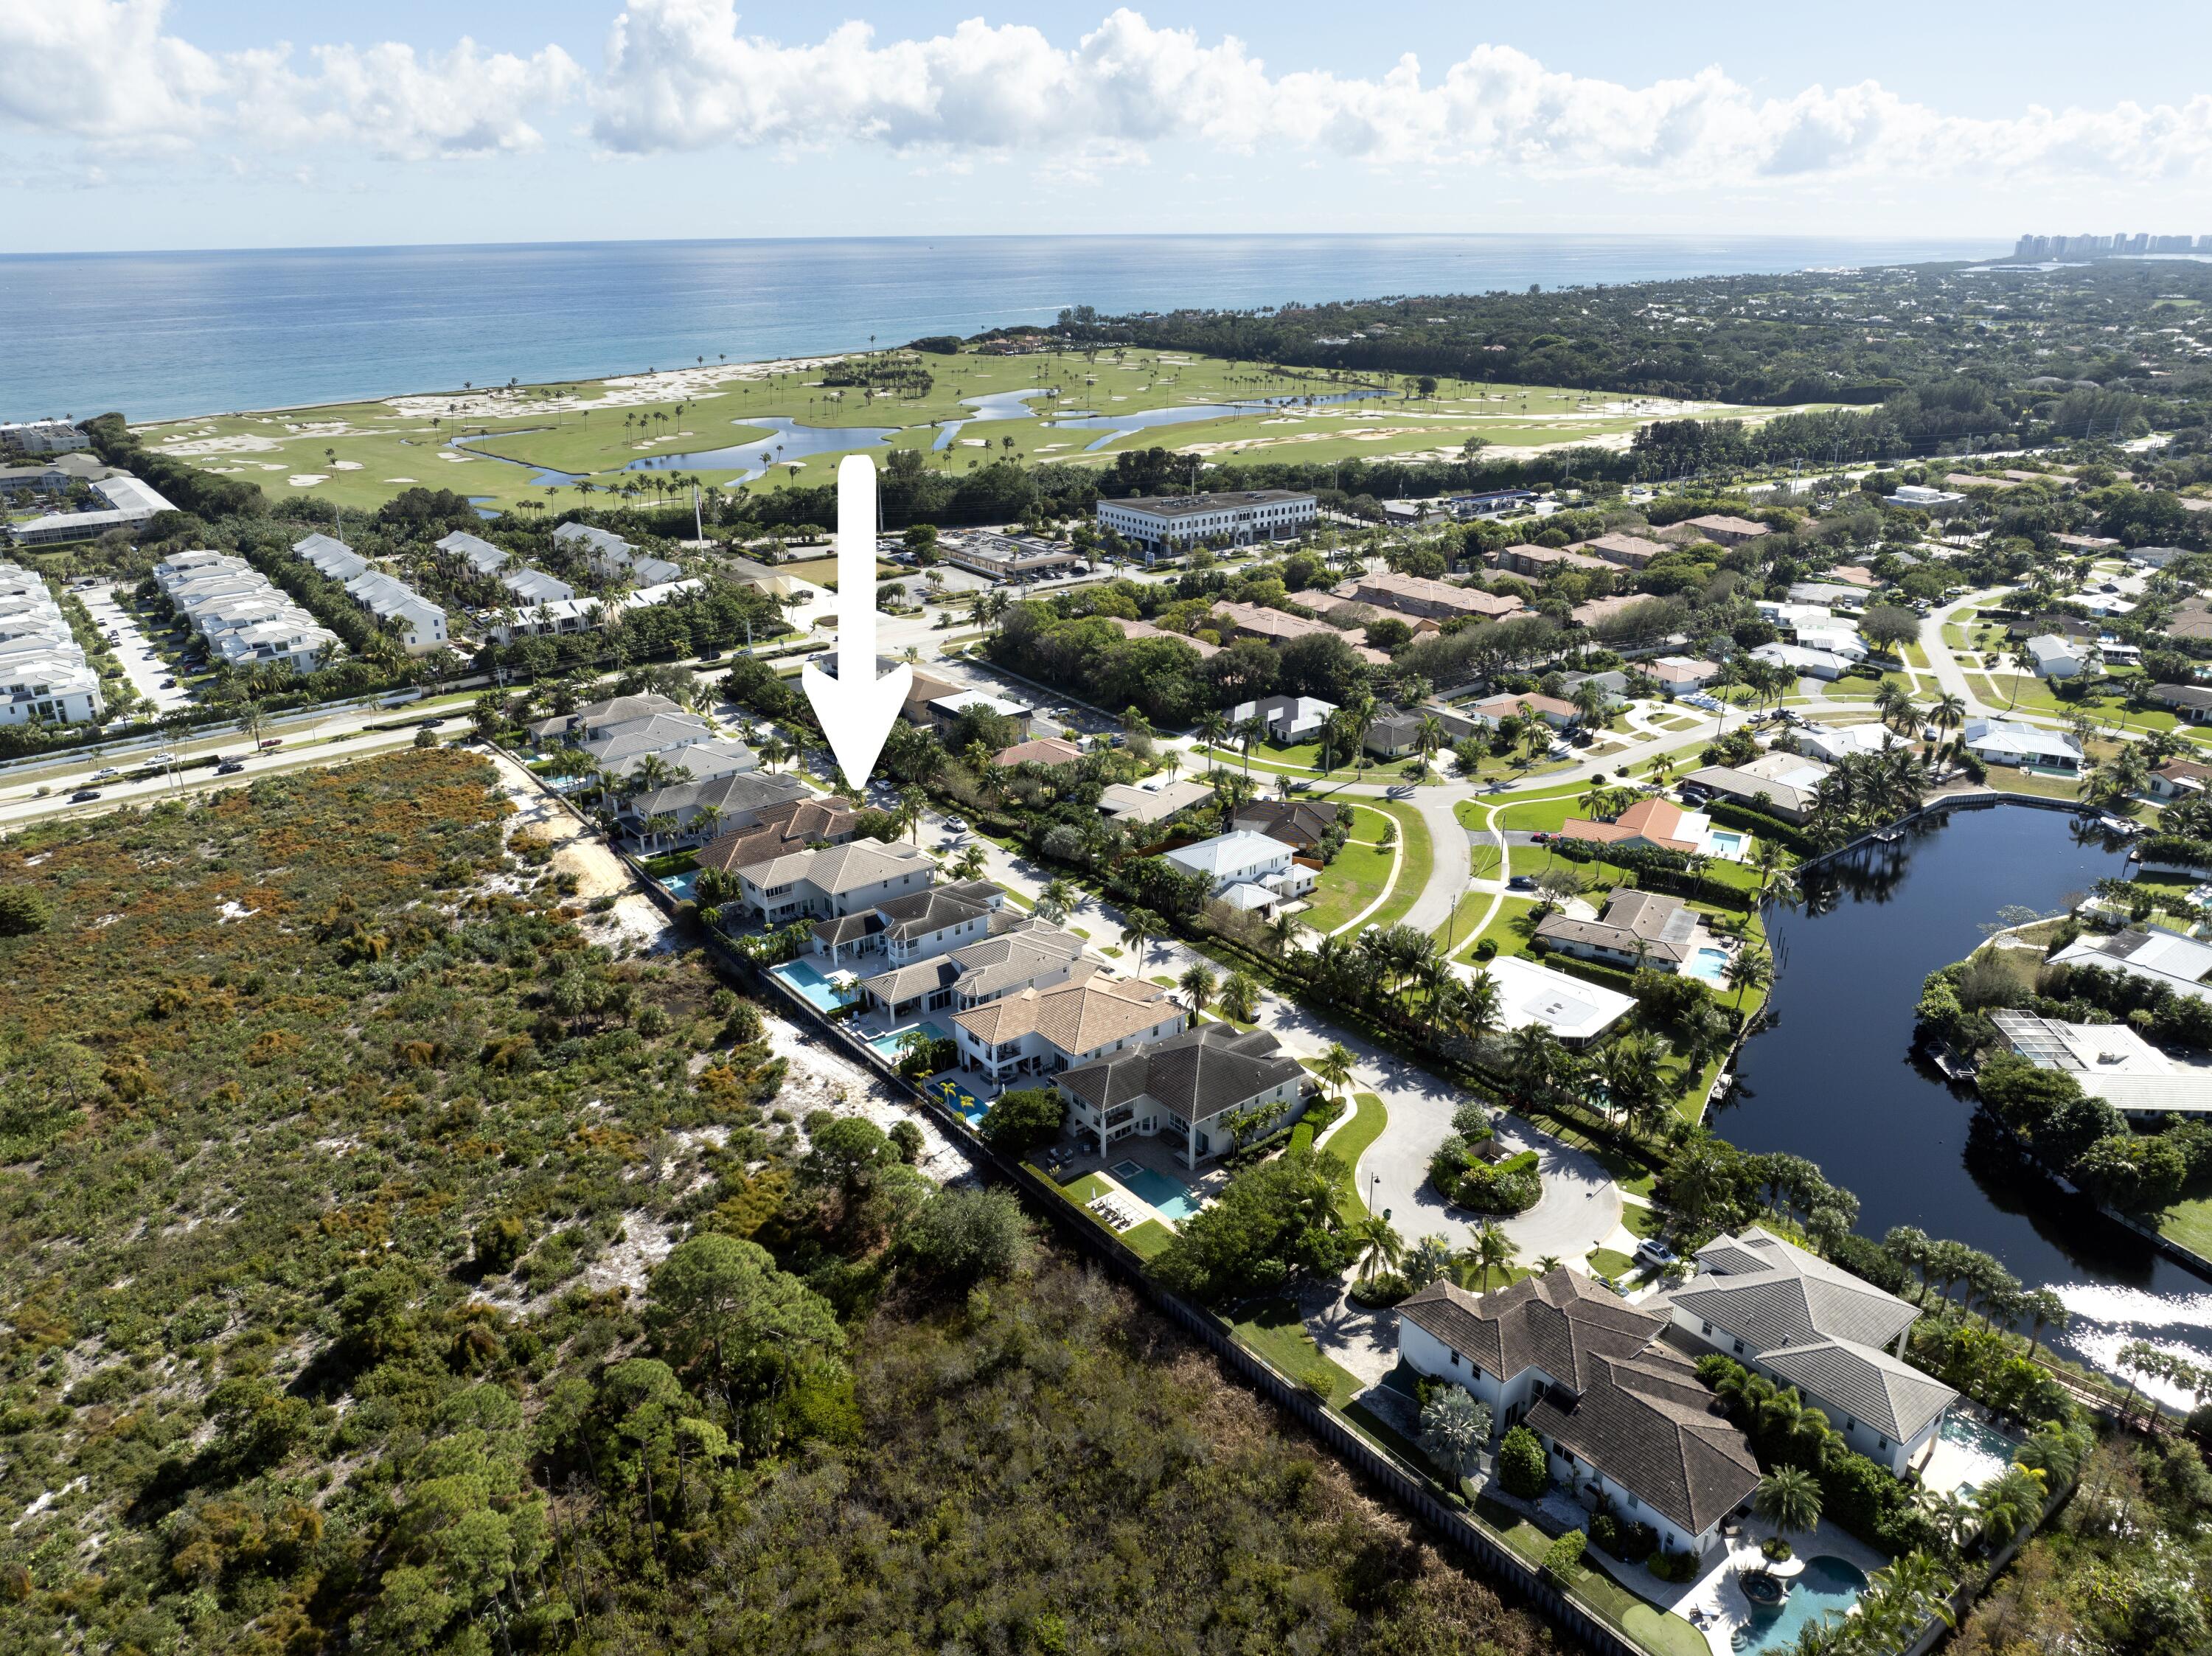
[{"left": 951, "top": 975, "right": 1180, "bottom": 1054}]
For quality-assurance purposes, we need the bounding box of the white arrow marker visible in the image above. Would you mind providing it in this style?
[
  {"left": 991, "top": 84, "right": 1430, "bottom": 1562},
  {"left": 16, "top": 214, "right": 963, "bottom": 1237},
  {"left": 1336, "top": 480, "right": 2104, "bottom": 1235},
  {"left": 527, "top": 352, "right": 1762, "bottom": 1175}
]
[{"left": 802, "top": 456, "right": 913, "bottom": 787}]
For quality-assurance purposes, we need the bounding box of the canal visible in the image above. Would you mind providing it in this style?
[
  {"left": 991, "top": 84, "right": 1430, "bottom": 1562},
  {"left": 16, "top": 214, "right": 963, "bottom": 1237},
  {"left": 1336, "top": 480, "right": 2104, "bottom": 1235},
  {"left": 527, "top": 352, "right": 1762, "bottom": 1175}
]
[{"left": 1719, "top": 800, "right": 2212, "bottom": 1402}]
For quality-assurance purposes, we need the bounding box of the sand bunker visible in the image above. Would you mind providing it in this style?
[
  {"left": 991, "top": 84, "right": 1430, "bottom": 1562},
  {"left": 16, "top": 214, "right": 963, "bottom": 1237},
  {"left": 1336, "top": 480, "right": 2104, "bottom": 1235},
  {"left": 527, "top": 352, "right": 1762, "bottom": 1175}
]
[{"left": 288, "top": 474, "right": 329, "bottom": 486}]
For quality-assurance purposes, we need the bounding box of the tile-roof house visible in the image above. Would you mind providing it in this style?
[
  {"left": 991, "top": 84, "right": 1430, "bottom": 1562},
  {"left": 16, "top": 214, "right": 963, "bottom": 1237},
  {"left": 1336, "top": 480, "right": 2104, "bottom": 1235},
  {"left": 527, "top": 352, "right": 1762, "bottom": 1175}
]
[
  {"left": 1467, "top": 692, "right": 1580, "bottom": 729},
  {"left": 1556, "top": 796, "right": 1708, "bottom": 856},
  {"left": 1576, "top": 532, "right": 1670, "bottom": 568},
  {"left": 1343, "top": 571, "right": 1525, "bottom": 622},
  {"left": 1398, "top": 1269, "right": 1759, "bottom": 1556},
  {"left": 530, "top": 692, "right": 689, "bottom": 744},
  {"left": 810, "top": 877, "right": 1006, "bottom": 968},
  {"left": 1056, "top": 1025, "right": 1309, "bottom": 1166},
  {"left": 1666, "top": 1227, "right": 1956, "bottom": 1475},
  {"left": 1534, "top": 888, "right": 1703, "bottom": 971},
  {"left": 1230, "top": 799, "right": 1341, "bottom": 851},
  {"left": 859, "top": 919, "right": 1090, "bottom": 1022},
  {"left": 692, "top": 796, "right": 862, "bottom": 872},
  {"left": 992, "top": 735, "right": 1087, "bottom": 768},
  {"left": 732, "top": 836, "right": 933, "bottom": 925},
  {"left": 617, "top": 768, "right": 810, "bottom": 848},
  {"left": 436, "top": 530, "right": 509, "bottom": 574},
  {"left": 950, "top": 975, "right": 1185, "bottom": 1085}
]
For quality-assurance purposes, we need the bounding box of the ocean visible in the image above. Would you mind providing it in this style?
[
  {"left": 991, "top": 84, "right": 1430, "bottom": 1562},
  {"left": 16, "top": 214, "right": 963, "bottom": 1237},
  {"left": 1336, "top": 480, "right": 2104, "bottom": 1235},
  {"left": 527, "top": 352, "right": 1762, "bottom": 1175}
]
[{"left": 1, "top": 234, "right": 2003, "bottom": 426}]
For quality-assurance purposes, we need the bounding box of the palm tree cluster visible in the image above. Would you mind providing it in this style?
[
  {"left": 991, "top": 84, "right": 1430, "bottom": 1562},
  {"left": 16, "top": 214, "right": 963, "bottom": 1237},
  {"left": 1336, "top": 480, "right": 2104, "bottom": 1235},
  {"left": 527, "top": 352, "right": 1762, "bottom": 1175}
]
[{"left": 1804, "top": 745, "right": 1928, "bottom": 852}]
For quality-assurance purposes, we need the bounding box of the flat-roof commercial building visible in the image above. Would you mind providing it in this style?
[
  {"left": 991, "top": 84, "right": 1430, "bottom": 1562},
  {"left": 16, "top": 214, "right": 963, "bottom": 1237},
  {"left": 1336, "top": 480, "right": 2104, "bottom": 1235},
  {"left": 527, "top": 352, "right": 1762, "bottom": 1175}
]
[
  {"left": 940, "top": 532, "right": 1079, "bottom": 582},
  {"left": 10, "top": 473, "right": 177, "bottom": 546},
  {"left": 1094, "top": 490, "right": 1315, "bottom": 560},
  {"left": 0, "top": 560, "right": 105, "bottom": 726},
  {"left": 0, "top": 420, "right": 91, "bottom": 455}
]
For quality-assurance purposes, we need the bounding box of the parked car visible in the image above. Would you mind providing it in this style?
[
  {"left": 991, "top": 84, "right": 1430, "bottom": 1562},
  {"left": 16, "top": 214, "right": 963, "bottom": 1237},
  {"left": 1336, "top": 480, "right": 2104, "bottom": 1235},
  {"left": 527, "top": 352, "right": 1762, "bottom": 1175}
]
[
  {"left": 159, "top": 678, "right": 178, "bottom": 689},
  {"left": 1508, "top": 874, "right": 1537, "bottom": 891},
  {"left": 70, "top": 788, "right": 102, "bottom": 802},
  {"left": 1634, "top": 1238, "right": 1679, "bottom": 1269}
]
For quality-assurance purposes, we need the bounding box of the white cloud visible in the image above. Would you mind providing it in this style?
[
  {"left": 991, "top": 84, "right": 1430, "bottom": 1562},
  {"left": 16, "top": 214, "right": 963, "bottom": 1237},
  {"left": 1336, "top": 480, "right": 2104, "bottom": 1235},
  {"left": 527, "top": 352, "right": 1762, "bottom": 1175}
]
[
  {"left": 587, "top": 4, "right": 2212, "bottom": 189},
  {"left": 6, "top": 1, "right": 2212, "bottom": 196},
  {"left": 0, "top": 0, "right": 580, "bottom": 163}
]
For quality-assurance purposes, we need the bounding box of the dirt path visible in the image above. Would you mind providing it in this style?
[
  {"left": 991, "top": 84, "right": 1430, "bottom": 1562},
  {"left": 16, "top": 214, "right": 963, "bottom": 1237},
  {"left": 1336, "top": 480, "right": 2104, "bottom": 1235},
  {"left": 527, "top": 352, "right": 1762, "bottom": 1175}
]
[{"left": 486, "top": 750, "right": 675, "bottom": 954}]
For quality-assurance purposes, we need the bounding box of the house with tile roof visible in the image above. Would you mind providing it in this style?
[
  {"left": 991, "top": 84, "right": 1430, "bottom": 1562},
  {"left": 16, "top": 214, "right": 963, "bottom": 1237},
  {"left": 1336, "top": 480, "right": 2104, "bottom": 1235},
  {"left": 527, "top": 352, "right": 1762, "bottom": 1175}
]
[
  {"left": 1466, "top": 691, "right": 1581, "bottom": 729},
  {"left": 1398, "top": 1269, "right": 1760, "bottom": 1558},
  {"left": 731, "top": 837, "right": 934, "bottom": 925},
  {"left": 1099, "top": 776, "right": 1216, "bottom": 826},
  {"left": 1230, "top": 799, "right": 1341, "bottom": 852},
  {"left": 616, "top": 769, "right": 810, "bottom": 849},
  {"left": 1534, "top": 888, "right": 1720, "bottom": 974},
  {"left": 689, "top": 794, "right": 860, "bottom": 869},
  {"left": 1340, "top": 571, "right": 1525, "bottom": 622},
  {"left": 859, "top": 919, "right": 1090, "bottom": 1023},
  {"left": 1556, "top": 796, "right": 1726, "bottom": 857},
  {"left": 1576, "top": 532, "right": 1671, "bottom": 568},
  {"left": 992, "top": 735, "right": 1086, "bottom": 768},
  {"left": 810, "top": 878, "right": 1008, "bottom": 969},
  {"left": 950, "top": 975, "right": 1185, "bottom": 1085},
  {"left": 1665, "top": 1228, "right": 1957, "bottom": 1476},
  {"left": 1101, "top": 615, "right": 1221, "bottom": 658},
  {"left": 1672, "top": 515, "right": 1770, "bottom": 546},
  {"left": 1057, "top": 1025, "right": 1310, "bottom": 1166}
]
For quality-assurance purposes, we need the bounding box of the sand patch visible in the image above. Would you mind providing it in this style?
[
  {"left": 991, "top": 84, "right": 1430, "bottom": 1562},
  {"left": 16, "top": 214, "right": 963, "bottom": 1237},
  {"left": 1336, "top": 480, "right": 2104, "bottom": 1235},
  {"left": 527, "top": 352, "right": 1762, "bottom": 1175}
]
[
  {"left": 331, "top": 460, "right": 363, "bottom": 471},
  {"left": 384, "top": 476, "right": 417, "bottom": 484},
  {"left": 287, "top": 474, "right": 329, "bottom": 486},
  {"left": 160, "top": 434, "right": 279, "bottom": 456}
]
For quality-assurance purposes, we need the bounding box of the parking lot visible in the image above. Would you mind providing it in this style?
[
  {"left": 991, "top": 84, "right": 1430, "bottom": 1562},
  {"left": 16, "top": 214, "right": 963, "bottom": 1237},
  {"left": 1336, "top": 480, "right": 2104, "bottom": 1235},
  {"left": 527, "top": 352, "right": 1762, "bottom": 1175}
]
[{"left": 79, "top": 582, "right": 193, "bottom": 714}]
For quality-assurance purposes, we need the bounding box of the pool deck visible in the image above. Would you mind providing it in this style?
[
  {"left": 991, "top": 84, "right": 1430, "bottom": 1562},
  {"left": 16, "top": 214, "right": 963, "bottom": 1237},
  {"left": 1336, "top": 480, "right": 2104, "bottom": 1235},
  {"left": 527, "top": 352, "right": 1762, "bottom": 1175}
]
[
  {"left": 1915, "top": 1407, "right": 2018, "bottom": 1495},
  {"left": 1066, "top": 1133, "right": 1233, "bottom": 1228},
  {"left": 1644, "top": 1514, "right": 1889, "bottom": 1656}
]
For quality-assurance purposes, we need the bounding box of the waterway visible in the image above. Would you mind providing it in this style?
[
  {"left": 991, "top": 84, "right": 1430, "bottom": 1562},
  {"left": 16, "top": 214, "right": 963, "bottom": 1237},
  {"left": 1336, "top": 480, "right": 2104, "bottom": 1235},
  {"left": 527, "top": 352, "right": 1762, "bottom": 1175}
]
[
  {"left": 1719, "top": 801, "right": 2212, "bottom": 1402},
  {"left": 620, "top": 415, "right": 896, "bottom": 479}
]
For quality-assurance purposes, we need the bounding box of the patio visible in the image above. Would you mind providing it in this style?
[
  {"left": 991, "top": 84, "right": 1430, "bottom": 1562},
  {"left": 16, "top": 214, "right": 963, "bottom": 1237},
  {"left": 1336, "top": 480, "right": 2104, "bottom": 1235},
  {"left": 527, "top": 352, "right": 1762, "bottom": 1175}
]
[
  {"left": 1057, "top": 1130, "right": 1231, "bottom": 1226},
  {"left": 1623, "top": 1508, "right": 1888, "bottom": 1656}
]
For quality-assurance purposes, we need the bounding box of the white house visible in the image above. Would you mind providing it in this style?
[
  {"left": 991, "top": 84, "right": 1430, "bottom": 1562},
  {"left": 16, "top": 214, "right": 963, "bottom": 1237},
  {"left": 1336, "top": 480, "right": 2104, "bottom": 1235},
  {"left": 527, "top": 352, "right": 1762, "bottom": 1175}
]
[
  {"left": 1397, "top": 1270, "right": 1760, "bottom": 1560},
  {"left": 0, "top": 560, "right": 104, "bottom": 725},
  {"left": 1094, "top": 490, "right": 1315, "bottom": 560},
  {"left": 1463, "top": 954, "right": 1636, "bottom": 1046},
  {"left": 732, "top": 837, "right": 933, "bottom": 925},
  {"left": 1963, "top": 717, "right": 2084, "bottom": 773},
  {"left": 2024, "top": 634, "right": 2091, "bottom": 679},
  {"left": 949, "top": 975, "right": 1185, "bottom": 1085},
  {"left": 1057, "top": 1023, "right": 1310, "bottom": 1166},
  {"left": 1161, "top": 830, "right": 1315, "bottom": 916},
  {"left": 2048, "top": 927, "right": 2212, "bottom": 1006},
  {"left": 1790, "top": 722, "right": 1899, "bottom": 763},
  {"left": 343, "top": 570, "right": 448, "bottom": 655},
  {"left": 1229, "top": 694, "right": 1336, "bottom": 743},
  {"left": 1669, "top": 1228, "right": 1958, "bottom": 1478},
  {"left": 810, "top": 877, "right": 1006, "bottom": 970},
  {"left": 1991, "top": 1010, "right": 2212, "bottom": 1121},
  {"left": 1794, "top": 622, "right": 1868, "bottom": 661},
  {"left": 1751, "top": 642, "right": 1851, "bottom": 681},
  {"left": 859, "top": 919, "right": 1090, "bottom": 1022}
]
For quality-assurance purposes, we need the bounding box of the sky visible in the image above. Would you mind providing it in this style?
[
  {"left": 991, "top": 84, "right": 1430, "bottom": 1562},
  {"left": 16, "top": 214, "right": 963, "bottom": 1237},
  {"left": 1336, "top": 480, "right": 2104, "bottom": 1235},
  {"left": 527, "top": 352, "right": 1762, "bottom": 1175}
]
[{"left": 6, "top": 0, "right": 2212, "bottom": 253}]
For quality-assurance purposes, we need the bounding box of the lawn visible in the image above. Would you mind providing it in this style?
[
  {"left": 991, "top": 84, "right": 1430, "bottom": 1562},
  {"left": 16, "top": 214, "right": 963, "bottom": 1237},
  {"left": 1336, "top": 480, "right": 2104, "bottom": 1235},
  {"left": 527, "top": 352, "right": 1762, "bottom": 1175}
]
[
  {"left": 1984, "top": 767, "right": 2086, "bottom": 803},
  {"left": 1467, "top": 895, "right": 1542, "bottom": 960},
  {"left": 1122, "top": 1219, "right": 1177, "bottom": 1259},
  {"left": 1362, "top": 801, "right": 1434, "bottom": 934},
  {"left": 1322, "top": 1092, "right": 1388, "bottom": 1216},
  {"left": 1432, "top": 887, "right": 1492, "bottom": 955},
  {"left": 1231, "top": 1298, "right": 1364, "bottom": 1408},
  {"left": 1471, "top": 1498, "right": 1706, "bottom": 1656},
  {"left": 1586, "top": 1248, "right": 1639, "bottom": 1281},
  {"left": 1302, "top": 829, "right": 1398, "bottom": 934},
  {"left": 1497, "top": 788, "right": 1599, "bottom": 834},
  {"left": 2155, "top": 1191, "right": 2212, "bottom": 1260}
]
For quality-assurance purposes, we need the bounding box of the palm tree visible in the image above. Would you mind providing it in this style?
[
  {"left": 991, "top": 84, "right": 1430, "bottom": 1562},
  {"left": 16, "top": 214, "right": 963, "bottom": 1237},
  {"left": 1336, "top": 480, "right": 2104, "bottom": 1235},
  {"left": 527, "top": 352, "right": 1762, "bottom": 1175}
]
[
  {"left": 757, "top": 734, "right": 790, "bottom": 772},
  {"left": 1753, "top": 1466, "right": 1823, "bottom": 1543},
  {"left": 1265, "top": 911, "right": 1301, "bottom": 959},
  {"left": 1314, "top": 1041, "right": 1356, "bottom": 1109},
  {"left": 1196, "top": 708, "right": 1231, "bottom": 758},
  {"left": 1464, "top": 1222, "right": 1517, "bottom": 1292},
  {"left": 951, "top": 843, "right": 989, "bottom": 882},
  {"left": 1351, "top": 1215, "right": 1404, "bottom": 1282},
  {"left": 1972, "top": 1464, "right": 2048, "bottom": 1549},
  {"left": 1178, "top": 962, "right": 1217, "bottom": 1018},
  {"left": 1120, "top": 906, "right": 1165, "bottom": 970},
  {"left": 1725, "top": 945, "right": 1773, "bottom": 1009}
]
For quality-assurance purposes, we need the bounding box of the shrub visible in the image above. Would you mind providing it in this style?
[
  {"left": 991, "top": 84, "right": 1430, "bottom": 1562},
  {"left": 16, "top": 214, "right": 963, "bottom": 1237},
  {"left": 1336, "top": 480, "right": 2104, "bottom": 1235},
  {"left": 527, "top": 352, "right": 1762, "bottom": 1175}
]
[
  {"left": 1648, "top": 1549, "right": 1698, "bottom": 1583},
  {"left": 1590, "top": 1513, "right": 1620, "bottom": 1555},
  {"left": 978, "top": 1086, "right": 1065, "bottom": 1156},
  {"left": 1349, "top": 1270, "right": 1412, "bottom": 1307},
  {"left": 888, "top": 1119, "right": 925, "bottom": 1164},
  {"left": 1499, "top": 1424, "right": 1548, "bottom": 1498},
  {"left": 901, "top": 1187, "right": 1032, "bottom": 1285},
  {"left": 0, "top": 888, "right": 51, "bottom": 936},
  {"left": 1541, "top": 1528, "right": 1586, "bottom": 1582}
]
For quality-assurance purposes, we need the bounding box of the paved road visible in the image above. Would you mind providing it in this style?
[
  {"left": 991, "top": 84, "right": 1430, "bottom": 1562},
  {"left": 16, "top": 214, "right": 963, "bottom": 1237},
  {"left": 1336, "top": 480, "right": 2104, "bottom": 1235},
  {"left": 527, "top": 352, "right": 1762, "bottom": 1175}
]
[{"left": 80, "top": 583, "right": 192, "bottom": 714}]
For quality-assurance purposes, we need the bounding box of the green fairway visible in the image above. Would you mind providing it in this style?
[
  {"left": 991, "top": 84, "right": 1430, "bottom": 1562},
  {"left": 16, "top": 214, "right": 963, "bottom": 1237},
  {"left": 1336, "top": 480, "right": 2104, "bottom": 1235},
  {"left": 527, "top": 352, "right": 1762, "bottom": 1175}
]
[{"left": 134, "top": 345, "right": 1837, "bottom": 521}]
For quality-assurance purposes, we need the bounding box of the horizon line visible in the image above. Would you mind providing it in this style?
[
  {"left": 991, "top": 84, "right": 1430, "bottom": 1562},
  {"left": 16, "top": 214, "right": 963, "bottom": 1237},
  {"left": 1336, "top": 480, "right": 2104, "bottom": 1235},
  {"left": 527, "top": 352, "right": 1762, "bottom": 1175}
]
[{"left": 0, "top": 229, "right": 2014, "bottom": 262}]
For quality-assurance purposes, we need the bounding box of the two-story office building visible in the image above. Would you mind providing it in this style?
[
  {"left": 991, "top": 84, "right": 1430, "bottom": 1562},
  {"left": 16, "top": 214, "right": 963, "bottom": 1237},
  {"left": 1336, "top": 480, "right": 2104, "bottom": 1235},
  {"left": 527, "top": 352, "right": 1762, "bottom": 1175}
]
[{"left": 1094, "top": 490, "right": 1315, "bottom": 560}]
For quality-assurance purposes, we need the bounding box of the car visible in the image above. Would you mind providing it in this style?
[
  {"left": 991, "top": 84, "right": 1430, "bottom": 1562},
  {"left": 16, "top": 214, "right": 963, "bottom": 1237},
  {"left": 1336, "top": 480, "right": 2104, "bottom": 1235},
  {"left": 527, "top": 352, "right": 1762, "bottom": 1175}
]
[
  {"left": 70, "top": 788, "right": 102, "bottom": 802},
  {"left": 216, "top": 760, "right": 246, "bottom": 775},
  {"left": 1634, "top": 1238, "right": 1679, "bottom": 1269},
  {"left": 159, "top": 678, "right": 177, "bottom": 689},
  {"left": 698, "top": 647, "right": 723, "bottom": 661},
  {"left": 1508, "top": 874, "right": 1536, "bottom": 891},
  {"left": 1531, "top": 831, "right": 1550, "bottom": 843},
  {"left": 258, "top": 737, "right": 283, "bottom": 751},
  {"left": 941, "top": 816, "right": 968, "bottom": 834},
  {"left": 90, "top": 767, "right": 119, "bottom": 781}
]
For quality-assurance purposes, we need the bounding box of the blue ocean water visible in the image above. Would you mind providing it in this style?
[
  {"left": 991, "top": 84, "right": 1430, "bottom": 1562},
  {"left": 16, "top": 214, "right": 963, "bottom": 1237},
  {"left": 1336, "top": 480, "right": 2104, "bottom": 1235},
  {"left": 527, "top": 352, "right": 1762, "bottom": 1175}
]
[{"left": 1, "top": 234, "right": 2003, "bottom": 425}]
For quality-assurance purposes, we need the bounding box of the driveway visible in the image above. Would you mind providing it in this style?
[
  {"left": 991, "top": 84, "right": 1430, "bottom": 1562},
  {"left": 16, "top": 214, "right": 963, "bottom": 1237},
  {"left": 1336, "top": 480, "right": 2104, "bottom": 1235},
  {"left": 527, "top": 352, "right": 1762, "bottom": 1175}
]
[{"left": 80, "top": 583, "right": 192, "bottom": 714}]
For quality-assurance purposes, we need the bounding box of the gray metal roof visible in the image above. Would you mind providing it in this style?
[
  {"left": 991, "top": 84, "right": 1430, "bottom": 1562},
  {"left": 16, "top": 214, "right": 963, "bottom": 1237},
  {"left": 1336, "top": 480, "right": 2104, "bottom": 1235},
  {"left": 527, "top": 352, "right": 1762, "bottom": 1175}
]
[{"left": 1758, "top": 1340, "right": 1957, "bottom": 1442}]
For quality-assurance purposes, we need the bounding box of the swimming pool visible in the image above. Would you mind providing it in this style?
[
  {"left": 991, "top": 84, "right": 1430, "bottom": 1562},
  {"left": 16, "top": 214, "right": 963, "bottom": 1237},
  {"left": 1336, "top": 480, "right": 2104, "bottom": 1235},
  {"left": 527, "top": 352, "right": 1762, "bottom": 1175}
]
[
  {"left": 1684, "top": 946, "right": 1734, "bottom": 987},
  {"left": 660, "top": 869, "right": 698, "bottom": 902},
  {"left": 1706, "top": 829, "right": 1747, "bottom": 858},
  {"left": 1111, "top": 1159, "right": 1202, "bottom": 1221},
  {"left": 926, "top": 1075, "right": 990, "bottom": 1125},
  {"left": 868, "top": 1020, "right": 950, "bottom": 1060},
  {"left": 770, "top": 957, "right": 855, "bottom": 1014},
  {"left": 1729, "top": 1557, "right": 1869, "bottom": 1654},
  {"left": 1938, "top": 1411, "right": 2020, "bottom": 1485}
]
